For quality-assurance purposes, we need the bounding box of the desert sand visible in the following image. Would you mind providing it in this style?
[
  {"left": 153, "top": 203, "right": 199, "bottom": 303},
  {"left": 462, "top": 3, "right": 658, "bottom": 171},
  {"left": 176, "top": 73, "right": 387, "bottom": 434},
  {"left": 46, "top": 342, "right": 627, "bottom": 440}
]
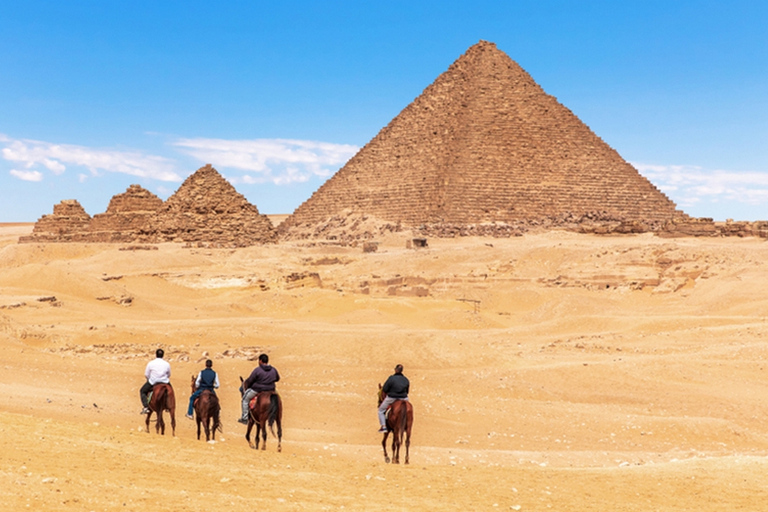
[{"left": 2, "top": 221, "right": 768, "bottom": 511}]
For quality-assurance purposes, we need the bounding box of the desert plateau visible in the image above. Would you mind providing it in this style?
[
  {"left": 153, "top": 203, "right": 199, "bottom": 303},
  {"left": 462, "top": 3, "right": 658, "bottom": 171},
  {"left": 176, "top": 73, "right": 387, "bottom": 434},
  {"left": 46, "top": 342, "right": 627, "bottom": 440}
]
[{"left": 2, "top": 221, "right": 768, "bottom": 510}]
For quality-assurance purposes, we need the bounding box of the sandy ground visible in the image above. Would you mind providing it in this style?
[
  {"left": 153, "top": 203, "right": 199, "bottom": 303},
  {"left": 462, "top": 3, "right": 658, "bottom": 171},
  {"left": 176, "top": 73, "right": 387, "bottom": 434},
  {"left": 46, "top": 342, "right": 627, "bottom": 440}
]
[{"left": 2, "top": 222, "right": 768, "bottom": 511}]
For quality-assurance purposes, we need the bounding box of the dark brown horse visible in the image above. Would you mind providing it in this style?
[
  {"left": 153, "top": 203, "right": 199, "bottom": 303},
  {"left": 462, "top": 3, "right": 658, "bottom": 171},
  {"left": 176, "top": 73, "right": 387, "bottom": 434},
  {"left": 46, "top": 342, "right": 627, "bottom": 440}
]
[
  {"left": 190, "top": 375, "right": 221, "bottom": 441},
  {"left": 239, "top": 377, "right": 282, "bottom": 452},
  {"left": 378, "top": 384, "right": 413, "bottom": 464},
  {"left": 146, "top": 383, "right": 176, "bottom": 436}
]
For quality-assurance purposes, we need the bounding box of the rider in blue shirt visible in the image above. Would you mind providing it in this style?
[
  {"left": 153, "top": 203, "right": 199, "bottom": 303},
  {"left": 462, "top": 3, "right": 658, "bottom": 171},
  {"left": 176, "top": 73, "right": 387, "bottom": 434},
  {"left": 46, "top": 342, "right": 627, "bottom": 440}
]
[{"left": 186, "top": 359, "right": 219, "bottom": 419}]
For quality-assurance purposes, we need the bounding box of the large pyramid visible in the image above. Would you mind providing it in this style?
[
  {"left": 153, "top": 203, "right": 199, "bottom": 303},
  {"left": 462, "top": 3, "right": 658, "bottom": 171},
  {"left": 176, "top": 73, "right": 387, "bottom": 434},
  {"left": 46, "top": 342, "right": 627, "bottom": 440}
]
[
  {"left": 281, "top": 41, "right": 684, "bottom": 236},
  {"left": 154, "top": 164, "right": 277, "bottom": 245}
]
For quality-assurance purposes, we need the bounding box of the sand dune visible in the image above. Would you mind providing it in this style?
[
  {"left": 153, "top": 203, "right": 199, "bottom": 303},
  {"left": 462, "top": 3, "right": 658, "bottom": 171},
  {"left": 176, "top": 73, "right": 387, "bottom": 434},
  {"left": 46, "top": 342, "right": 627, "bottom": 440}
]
[{"left": 2, "top": 223, "right": 768, "bottom": 510}]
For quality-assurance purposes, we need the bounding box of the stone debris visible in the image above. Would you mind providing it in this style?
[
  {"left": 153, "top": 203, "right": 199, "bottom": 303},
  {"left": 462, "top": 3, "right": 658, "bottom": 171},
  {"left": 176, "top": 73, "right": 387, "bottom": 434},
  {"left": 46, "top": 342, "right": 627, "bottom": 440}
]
[
  {"left": 119, "top": 245, "right": 159, "bottom": 251},
  {"left": 659, "top": 218, "right": 768, "bottom": 238},
  {"left": 44, "top": 343, "right": 264, "bottom": 361}
]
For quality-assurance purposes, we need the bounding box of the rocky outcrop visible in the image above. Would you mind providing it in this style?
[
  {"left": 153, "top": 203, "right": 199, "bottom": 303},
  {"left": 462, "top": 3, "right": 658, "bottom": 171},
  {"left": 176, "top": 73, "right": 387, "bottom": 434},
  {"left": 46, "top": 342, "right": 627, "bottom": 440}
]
[{"left": 280, "top": 40, "right": 686, "bottom": 239}]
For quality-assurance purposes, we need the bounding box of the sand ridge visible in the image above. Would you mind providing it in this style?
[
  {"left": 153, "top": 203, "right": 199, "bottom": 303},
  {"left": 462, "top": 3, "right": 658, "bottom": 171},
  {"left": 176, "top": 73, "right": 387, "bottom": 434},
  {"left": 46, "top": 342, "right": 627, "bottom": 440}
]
[{"left": 2, "top": 223, "right": 768, "bottom": 510}]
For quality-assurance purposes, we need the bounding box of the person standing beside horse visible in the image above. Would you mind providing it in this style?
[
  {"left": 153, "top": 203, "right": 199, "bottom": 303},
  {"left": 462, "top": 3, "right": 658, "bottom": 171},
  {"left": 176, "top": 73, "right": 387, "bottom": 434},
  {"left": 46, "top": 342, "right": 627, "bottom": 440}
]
[
  {"left": 377, "top": 364, "right": 409, "bottom": 433},
  {"left": 140, "top": 348, "right": 171, "bottom": 414},
  {"left": 186, "top": 359, "right": 219, "bottom": 420},
  {"left": 239, "top": 353, "right": 280, "bottom": 424}
]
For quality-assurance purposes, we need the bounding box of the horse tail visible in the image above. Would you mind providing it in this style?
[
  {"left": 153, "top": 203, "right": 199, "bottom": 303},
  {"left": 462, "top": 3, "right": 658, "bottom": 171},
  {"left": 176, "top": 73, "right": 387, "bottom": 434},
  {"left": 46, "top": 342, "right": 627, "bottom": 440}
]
[
  {"left": 165, "top": 384, "right": 176, "bottom": 411},
  {"left": 399, "top": 401, "right": 408, "bottom": 444},
  {"left": 267, "top": 393, "right": 279, "bottom": 436},
  {"left": 153, "top": 384, "right": 167, "bottom": 409},
  {"left": 213, "top": 394, "right": 223, "bottom": 433}
]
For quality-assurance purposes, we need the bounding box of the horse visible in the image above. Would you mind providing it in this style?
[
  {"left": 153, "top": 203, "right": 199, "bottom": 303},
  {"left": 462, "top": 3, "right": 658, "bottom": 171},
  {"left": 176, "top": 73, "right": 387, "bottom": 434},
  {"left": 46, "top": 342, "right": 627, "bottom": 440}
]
[
  {"left": 190, "top": 375, "right": 221, "bottom": 441},
  {"left": 146, "top": 383, "right": 176, "bottom": 436},
  {"left": 378, "top": 384, "right": 413, "bottom": 464},
  {"left": 239, "top": 377, "right": 283, "bottom": 452}
]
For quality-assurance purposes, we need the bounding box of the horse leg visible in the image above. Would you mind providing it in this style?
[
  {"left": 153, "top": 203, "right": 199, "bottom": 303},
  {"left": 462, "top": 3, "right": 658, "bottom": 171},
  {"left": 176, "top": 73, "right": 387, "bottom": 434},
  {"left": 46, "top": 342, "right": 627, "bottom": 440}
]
[
  {"left": 157, "top": 409, "right": 164, "bottom": 435},
  {"left": 145, "top": 410, "right": 151, "bottom": 434},
  {"left": 392, "top": 432, "right": 400, "bottom": 464},
  {"left": 204, "top": 415, "right": 211, "bottom": 442},
  {"left": 212, "top": 408, "right": 220, "bottom": 441},
  {"left": 245, "top": 419, "right": 255, "bottom": 449},
  {"left": 169, "top": 407, "right": 176, "bottom": 437},
  {"left": 260, "top": 419, "right": 268, "bottom": 450},
  {"left": 196, "top": 415, "right": 202, "bottom": 440},
  {"left": 276, "top": 415, "right": 282, "bottom": 453},
  {"left": 404, "top": 429, "right": 410, "bottom": 465},
  {"left": 381, "top": 431, "right": 390, "bottom": 463},
  {"left": 254, "top": 422, "right": 261, "bottom": 450}
]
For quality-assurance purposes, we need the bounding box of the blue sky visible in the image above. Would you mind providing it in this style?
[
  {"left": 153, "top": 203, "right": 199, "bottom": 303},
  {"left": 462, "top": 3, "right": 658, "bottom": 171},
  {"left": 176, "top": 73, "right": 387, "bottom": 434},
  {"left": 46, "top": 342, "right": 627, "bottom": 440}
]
[{"left": 1, "top": 1, "right": 766, "bottom": 222}]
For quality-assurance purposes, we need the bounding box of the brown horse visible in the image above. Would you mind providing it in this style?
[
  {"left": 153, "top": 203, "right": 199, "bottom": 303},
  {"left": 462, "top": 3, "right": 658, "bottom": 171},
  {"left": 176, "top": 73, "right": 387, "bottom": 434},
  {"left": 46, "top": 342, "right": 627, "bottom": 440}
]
[
  {"left": 146, "top": 383, "right": 176, "bottom": 436},
  {"left": 239, "top": 377, "right": 282, "bottom": 452},
  {"left": 190, "top": 376, "right": 221, "bottom": 441},
  {"left": 378, "top": 384, "right": 413, "bottom": 464}
]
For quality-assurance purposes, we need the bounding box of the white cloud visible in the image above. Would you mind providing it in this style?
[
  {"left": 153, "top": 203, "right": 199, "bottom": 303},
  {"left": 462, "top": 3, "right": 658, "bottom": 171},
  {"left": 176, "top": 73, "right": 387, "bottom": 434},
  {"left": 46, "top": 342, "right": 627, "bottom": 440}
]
[
  {"left": 9, "top": 169, "right": 44, "bottom": 182},
  {"left": 1, "top": 137, "right": 183, "bottom": 181},
  {"left": 172, "top": 137, "right": 358, "bottom": 185},
  {"left": 634, "top": 162, "right": 768, "bottom": 213}
]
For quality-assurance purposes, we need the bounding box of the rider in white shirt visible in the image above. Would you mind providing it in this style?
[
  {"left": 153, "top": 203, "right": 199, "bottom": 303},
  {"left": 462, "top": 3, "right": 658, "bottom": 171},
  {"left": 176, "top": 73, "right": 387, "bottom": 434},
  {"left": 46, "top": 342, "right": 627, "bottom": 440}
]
[{"left": 140, "top": 348, "right": 171, "bottom": 414}]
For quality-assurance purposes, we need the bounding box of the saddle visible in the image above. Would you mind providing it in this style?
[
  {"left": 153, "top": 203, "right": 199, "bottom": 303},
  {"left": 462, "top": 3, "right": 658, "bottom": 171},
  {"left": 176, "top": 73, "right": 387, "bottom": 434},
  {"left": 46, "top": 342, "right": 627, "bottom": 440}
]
[
  {"left": 193, "top": 389, "right": 215, "bottom": 408},
  {"left": 384, "top": 399, "right": 406, "bottom": 420},
  {"left": 248, "top": 391, "right": 277, "bottom": 410}
]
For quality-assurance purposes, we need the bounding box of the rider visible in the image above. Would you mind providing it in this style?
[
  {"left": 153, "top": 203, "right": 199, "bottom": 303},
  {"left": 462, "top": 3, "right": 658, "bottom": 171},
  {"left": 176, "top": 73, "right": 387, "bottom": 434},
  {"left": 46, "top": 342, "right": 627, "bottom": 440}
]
[
  {"left": 140, "top": 348, "right": 171, "bottom": 414},
  {"left": 239, "top": 353, "right": 280, "bottom": 424},
  {"left": 378, "top": 364, "right": 409, "bottom": 433},
  {"left": 186, "top": 359, "right": 219, "bottom": 420}
]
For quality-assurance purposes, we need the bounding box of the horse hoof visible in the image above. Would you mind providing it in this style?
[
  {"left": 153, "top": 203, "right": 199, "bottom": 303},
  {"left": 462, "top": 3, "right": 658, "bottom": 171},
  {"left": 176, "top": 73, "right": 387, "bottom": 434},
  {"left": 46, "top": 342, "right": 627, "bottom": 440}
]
[{"left": 385, "top": 457, "right": 390, "bottom": 463}]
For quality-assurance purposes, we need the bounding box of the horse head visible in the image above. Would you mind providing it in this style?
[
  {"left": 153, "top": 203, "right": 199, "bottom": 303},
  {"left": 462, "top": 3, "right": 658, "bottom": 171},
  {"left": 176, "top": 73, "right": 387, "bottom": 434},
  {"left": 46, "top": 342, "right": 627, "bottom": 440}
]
[
  {"left": 190, "top": 375, "right": 197, "bottom": 393},
  {"left": 377, "top": 383, "right": 385, "bottom": 406},
  {"left": 239, "top": 376, "right": 244, "bottom": 397}
]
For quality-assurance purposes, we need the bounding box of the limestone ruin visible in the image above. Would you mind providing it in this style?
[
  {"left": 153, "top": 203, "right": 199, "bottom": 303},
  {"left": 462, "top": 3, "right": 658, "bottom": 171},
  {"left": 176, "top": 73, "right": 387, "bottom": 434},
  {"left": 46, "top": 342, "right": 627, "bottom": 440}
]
[
  {"left": 18, "top": 42, "right": 764, "bottom": 245},
  {"left": 19, "top": 200, "right": 92, "bottom": 243},
  {"left": 280, "top": 40, "right": 687, "bottom": 239},
  {"left": 153, "top": 164, "right": 277, "bottom": 245},
  {"left": 20, "top": 165, "right": 277, "bottom": 246},
  {"left": 86, "top": 185, "right": 163, "bottom": 243}
]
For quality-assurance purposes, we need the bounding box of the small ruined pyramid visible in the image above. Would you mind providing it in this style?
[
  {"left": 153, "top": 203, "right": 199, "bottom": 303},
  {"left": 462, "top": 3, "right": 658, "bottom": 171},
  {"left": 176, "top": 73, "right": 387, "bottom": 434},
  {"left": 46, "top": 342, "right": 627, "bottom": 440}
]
[
  {"left": 154, "top": 164, "right": 277, "bottom": 245},
  {"left": 281, "top": 41, "right": 684, "bottom": 236},
  {"left": 19, "top": 199, "right": 91, "bottom": 243},
  {"left": 86, "top": 185, "right": 163, "bottom": 243}
]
